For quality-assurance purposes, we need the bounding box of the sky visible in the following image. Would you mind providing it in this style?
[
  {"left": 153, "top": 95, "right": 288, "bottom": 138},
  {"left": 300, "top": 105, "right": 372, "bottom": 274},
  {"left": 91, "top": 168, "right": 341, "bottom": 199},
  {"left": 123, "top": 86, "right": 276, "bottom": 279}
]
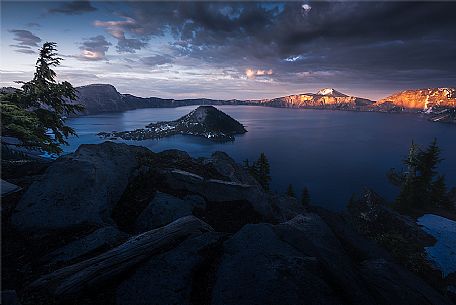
[{"left": 1, "top": 1, "right": 455, "bottom": 100}]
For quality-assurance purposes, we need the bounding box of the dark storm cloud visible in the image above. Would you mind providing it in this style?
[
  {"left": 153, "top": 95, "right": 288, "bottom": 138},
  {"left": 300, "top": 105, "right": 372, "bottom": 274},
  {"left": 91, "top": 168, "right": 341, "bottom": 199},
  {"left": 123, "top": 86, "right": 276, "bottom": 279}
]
[
  {"left": 140, "top": 55, "right": 173, "bottom": 67},
  {"left": 93, "top": 18, "right": 147, "bottom": 53},
  {"left": 9, "top": 29, "right": 41, "bottom": 47},
  {"left": 12, "top": 47, "right": 36, "bottom": 54},
  {"left": 116, "top": 37, "right": 147, "bottom": 53},
  {"left": 9, "top": 29, "right": 41, "bottom": 54},
  {"left": 78, "top": 35, "right": 111, "bottom": 61},
  {"left": 94, "top": 1, "right": 456, "bottom": 89},
  {"left": 49, "top": 0, "right": 96, "bottom": 15}
]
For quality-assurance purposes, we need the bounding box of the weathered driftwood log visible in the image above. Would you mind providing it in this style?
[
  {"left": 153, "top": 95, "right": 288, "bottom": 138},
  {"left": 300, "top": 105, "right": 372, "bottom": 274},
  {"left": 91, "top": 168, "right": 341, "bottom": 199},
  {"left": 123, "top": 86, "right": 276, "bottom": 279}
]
[{"left": 28, "top": 216, "right": 213, "bottom": 297}]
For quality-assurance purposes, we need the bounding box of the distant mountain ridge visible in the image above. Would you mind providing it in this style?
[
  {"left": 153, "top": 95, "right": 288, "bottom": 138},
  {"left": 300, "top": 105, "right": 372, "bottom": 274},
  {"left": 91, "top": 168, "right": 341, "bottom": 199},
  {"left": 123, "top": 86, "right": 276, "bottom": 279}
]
[
  {"left": 2, "top": 84, "right": 455, "bottom": 123},
  {"left": 249, "top": 91, "right": 374, "bottom": 110},
  {"left": 375, "top": 88, "right": 456, "bottom": 111},
  {"left": 70, "top": 84, "right": 244, "bottom": 116},
  {"left": 71, "top": 84, "right": 377, "bottom": 114}
]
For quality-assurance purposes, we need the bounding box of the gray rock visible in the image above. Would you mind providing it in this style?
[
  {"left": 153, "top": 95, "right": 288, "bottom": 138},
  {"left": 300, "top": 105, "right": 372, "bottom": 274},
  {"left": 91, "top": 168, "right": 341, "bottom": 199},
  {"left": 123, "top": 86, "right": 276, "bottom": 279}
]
[
  {"left": 270, "top": 195, "right": 305, "bottom": 222},
  {"left": 1, "top": 290, "right": 20, "bottom": 305},
  {"left": 134, "top": 192, "right": 206, "bottom": 232},
  {"left": 1, "top": 179, "right": 21, "bottom": 197},
  {"left": 163, "top": 169, "right": 273, "bottom": 219},
  {"left": 360, "top": 258, "right": 452, "bottom": 305},
  {"left": 211, "top": 221, "right": 343, "bottom": 305},
  {"left": 116, "top": 231, "right": 225, "bottom": 305},
  {"left": 348, "top": 189, "right": 435, "bottom": 246},
  {"left": 42, "top": 226, "right": 129, "bottom": 265},
  {"left": 203, "top": 151, "right": 259, "bottom": 186},
  {"left": 12, "top": 142, "right": 148, "bottom": 233},
  {"left": 212, "top": 213, "right": 452, "bottom": 305}
]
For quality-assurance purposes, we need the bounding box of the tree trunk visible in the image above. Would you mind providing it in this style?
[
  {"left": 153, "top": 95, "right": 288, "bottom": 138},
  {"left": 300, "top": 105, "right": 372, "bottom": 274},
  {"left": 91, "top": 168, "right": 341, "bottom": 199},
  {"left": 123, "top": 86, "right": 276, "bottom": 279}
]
[{"left": 28, "top": 215, "right": 213, "bottom": 297}]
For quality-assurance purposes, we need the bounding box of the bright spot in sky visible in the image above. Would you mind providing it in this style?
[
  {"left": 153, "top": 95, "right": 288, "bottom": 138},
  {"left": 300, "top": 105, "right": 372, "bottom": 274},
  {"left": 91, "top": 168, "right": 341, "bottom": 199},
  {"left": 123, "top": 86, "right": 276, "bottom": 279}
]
[
  {"left": 245, "top": 68, "right": 273, "bottom": 79},
  {"left": 285, "top": 55, "right": 302, "bottom": 62},
  {"left": 302, "top": 4, "right": 312, "bottom": 12}
]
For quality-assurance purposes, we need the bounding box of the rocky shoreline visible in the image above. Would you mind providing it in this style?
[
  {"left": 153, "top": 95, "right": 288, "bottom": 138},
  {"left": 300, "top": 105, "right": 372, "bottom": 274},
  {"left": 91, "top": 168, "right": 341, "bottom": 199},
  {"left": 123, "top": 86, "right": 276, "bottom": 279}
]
[{"left": 1, "top": 142, "right": 455, "bottom": 305}]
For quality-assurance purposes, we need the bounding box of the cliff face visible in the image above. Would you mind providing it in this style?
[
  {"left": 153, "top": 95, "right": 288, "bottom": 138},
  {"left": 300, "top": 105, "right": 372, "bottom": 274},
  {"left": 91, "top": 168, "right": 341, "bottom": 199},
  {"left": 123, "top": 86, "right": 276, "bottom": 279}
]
[
  {"left": 73, "top": 84, "right": 126, "bottom": 114},
  {"left": 252, "top": 89, "right": 374, "bottom": 109},
  {"left": 72, "top": 84, "right": 243, "bottom": 115},
  {"left": 375, "top": 88, "right": 456, "bottom": 111}
]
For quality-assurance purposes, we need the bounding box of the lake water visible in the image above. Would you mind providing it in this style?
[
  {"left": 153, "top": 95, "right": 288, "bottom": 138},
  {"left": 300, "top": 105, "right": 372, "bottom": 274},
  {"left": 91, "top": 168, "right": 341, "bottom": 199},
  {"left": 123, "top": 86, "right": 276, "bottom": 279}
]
[{"left": 64, "top": 106, "right": 456, "bottom": 210}]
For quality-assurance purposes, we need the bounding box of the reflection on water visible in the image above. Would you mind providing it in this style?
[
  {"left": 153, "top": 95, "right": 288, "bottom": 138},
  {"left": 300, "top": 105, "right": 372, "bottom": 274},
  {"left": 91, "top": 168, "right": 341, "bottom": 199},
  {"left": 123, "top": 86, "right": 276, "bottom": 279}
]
[{"left": 64, "top": 106, "right": 456, "bottom": 210}]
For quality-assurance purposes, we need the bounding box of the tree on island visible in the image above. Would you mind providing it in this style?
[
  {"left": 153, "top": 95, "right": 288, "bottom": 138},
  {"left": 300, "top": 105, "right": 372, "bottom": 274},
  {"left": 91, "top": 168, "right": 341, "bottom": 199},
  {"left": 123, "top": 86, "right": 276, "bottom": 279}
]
[
  {"left": 301, "top": 187, "right": 311, "bottom": 206},
  {"left": 0, "top": 42, "right": 83, "bottom": 154},
  {"left": 388, "top": 139, "right": 451, "bottom": 211},
  {"left": 286, "top": 184, "right": 295, "bottom": 197},
  {"left": 243, "top": 153, "right": 272, "bottom": 191}
]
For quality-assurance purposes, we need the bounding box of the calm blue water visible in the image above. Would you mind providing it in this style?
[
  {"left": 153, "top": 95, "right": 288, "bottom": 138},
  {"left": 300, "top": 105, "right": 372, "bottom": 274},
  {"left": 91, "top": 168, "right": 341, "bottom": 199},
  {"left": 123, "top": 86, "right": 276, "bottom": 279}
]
[{"left": 64, "top": 106, "right": 456, "bottom": 210}]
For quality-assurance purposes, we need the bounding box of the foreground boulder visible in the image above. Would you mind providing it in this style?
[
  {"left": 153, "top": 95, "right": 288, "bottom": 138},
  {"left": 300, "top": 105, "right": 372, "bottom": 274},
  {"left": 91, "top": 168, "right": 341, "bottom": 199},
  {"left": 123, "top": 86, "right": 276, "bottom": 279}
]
[
  {"left": 347, "top": 189, "right": 434, "bottom": 245},
  {"left": 134, "top": 192, "right": 206, "bottom": 232},
  {"left": 117, "top": 231, "right": 226, "bottom": 305},
  {"left": 41, "top": 226, "right": 129, "bottom": 266},
  {"left": 211, "top": 213, "right": 452, "bottom": 305},
  {"left": 11, "top": 142, "right": 148, "bottom": 233},
  {"left": 203, "top": 151, "right": 259, "bottom": 186},
  {"left": 163, "top": 169, "right": 272, "bottom": 218}
]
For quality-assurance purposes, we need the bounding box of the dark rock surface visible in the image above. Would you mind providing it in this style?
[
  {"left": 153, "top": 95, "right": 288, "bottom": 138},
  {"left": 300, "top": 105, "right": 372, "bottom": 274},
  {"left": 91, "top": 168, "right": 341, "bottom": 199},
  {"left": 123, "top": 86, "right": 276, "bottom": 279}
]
[
  {"left": 212, "top": 214, "right": 452, "bottom": 305},
  {"left": 2, "top": 142, "right": 453, "bottom": 305},
  {"left": 345, "top": 189, "right": 454, "bottom": 300},
  {"left": 1, "top": 290, "right": 20, "bottom": 305},
  {"left": 41, "top": 226, "right": 129, "bottom": 266},
  {"left": 116, "top": 232, "right": 226, "bottom": 305},
  {"left": 134, "top": 192, "right": 206, "bottom": 232},
  {"left": 11, "top": 142, "right": 149, "bottom": 233}
]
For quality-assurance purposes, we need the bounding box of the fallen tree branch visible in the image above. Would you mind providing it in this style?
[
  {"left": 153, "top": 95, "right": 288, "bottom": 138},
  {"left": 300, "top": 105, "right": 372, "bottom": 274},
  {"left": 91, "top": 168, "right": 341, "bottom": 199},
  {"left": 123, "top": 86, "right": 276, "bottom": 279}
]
[{"left": 28, "top": 215, "right": 213, "bottom": 297}]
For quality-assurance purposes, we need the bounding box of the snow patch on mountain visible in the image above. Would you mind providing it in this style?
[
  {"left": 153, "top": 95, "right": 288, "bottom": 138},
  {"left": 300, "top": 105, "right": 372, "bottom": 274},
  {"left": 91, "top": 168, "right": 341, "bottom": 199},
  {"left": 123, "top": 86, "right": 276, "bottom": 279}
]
[{"left": 316, "top": 88, "right": 347, "bottom": 97}]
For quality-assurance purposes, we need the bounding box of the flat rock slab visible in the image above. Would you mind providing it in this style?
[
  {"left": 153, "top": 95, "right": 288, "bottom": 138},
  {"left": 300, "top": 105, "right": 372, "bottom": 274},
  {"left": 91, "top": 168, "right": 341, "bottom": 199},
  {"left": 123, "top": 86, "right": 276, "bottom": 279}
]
[{"left": 1, "top": 179, "right": 21, "bottom": 197}]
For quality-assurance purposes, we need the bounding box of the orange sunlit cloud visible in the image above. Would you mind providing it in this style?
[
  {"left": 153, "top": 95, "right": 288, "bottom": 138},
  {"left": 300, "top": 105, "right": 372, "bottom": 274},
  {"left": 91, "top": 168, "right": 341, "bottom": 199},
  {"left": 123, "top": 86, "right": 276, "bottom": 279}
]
[{"left": 246, "top": 68, "right": 273, "bottom": 79}]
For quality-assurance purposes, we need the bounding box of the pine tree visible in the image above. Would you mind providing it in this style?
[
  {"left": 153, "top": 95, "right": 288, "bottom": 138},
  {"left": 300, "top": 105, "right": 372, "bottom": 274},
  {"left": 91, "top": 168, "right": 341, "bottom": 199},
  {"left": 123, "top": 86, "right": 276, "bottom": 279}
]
[
  {"left": 243, "top": 159, "right": 250, "bottom": 170},
  {"left": 389, "top": 139, "right": 448, "bottom": 211},
  {"left": 286, "top": 184, "right": 295, "bottom": 197},
  {"left": 1, "top": 42, "right": 83, "bottom": 154},
  {"left": 431, "top": 175, "right": 450, "bottom": 208},
  {"left": 301, "top": 187, "right": 311, "bottom": 206},
  {"left": 253, "top": 153, "right": 271, "bottom": 191}
]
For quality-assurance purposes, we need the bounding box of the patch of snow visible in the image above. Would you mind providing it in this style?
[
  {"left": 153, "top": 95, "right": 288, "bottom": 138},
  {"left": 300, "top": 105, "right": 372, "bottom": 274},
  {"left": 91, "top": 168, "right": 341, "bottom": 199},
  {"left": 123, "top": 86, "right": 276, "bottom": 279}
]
[
  {"left": 317, "top": 88, "right": 336, "bottom": 96},
  {"left": 417, "top": 214, "right": 456, "bottom": 277},
  {"left": 316, "top": 88, "right": 347, "bottom": 97}
]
